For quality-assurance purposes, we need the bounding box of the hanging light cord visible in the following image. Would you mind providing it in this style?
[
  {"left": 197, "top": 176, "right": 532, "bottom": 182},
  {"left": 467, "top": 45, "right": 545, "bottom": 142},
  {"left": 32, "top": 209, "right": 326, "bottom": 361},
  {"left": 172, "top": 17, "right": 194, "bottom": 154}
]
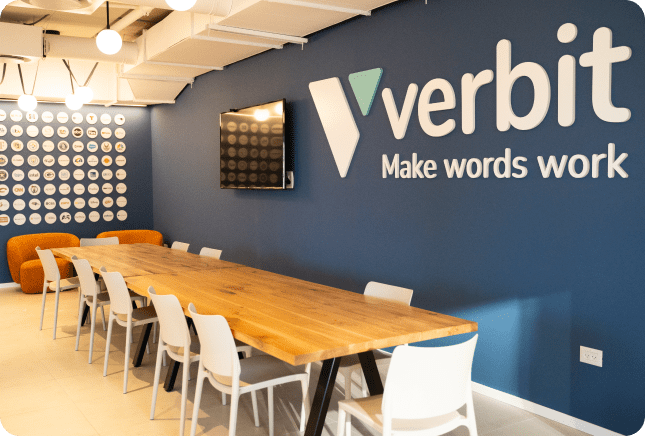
[
  {"left": 0, "top": 64, "right": 6, "bottom": 86},
  {"left": 62, "top": 59, "right": 99, "bottom": 88},
  {"left": 62, "top": 59, "right": 75, "bottom": 93},
  {"left": 18, "top": 61, "right": 41, "bottom": 95},
  {"left": 106, "top": 1, "right": 110, "bottom": 29}
]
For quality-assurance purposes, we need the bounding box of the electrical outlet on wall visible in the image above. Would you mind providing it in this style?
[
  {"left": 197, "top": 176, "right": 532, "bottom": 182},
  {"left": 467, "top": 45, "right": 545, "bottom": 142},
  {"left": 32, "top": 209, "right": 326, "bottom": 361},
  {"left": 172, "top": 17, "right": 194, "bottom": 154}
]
[{"left": 580, "top": 346, "right": 603, "bottom": 367}]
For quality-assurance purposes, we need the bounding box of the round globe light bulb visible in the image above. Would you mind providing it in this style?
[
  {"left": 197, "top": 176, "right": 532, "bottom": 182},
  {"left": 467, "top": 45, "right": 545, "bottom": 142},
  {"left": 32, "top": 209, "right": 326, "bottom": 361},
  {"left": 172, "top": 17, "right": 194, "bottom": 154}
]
[
  {"left": 17, "top": 94, "right": 37, "bottom": 112},
  {"left": 76, "top": 86, "right": 94, "bottom": 104},
  {"left": 96, "top": 29, "right": 122, "bottom": 55},
  {"left": 165, "top": 0, "right": 196, "bottom": 11},
  {"left": 65, "top": 94, "right": 83, "bottom": 111},
  {"left": 254, "top": 109, "right": 270, "bottom": 121}
]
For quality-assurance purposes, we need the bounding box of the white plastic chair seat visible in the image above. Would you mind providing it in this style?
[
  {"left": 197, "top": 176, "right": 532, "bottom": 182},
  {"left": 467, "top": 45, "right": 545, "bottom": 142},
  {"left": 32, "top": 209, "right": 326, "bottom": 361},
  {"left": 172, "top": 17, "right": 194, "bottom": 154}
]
[
  {"left": 339, "top": 395, "right": 465, "bottom": 434},
  {"left": 48, "top": 276, "right": 80, "bottom": 291},
  {"left": 211, "top": 354, "right": 305, "bottom": 388},
  {"left": 167, "top": 342, "right": 201, "bottom": 362},
  {"left": 339, "top": 349, "right": 391, "bottom": 367},
  {"left": 116, "top": 305, "right": 158, "bottom": 325}
]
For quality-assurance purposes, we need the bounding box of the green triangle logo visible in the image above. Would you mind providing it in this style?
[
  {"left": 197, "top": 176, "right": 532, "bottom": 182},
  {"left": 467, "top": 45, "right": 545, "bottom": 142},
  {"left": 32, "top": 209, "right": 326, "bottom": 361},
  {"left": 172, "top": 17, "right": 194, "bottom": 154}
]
[{"left": 348, "top": 68, "right": 383, "bottom": 116}]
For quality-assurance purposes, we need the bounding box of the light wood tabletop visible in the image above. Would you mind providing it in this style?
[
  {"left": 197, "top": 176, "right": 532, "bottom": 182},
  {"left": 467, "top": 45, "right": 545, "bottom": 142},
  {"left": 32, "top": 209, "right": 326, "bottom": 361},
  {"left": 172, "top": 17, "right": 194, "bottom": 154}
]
[
  {"left": 51, "top": 243, "right": 243, "bottom": 277},
  {"left": 125, "top": 267, "right": 478, "bottom": 366}
]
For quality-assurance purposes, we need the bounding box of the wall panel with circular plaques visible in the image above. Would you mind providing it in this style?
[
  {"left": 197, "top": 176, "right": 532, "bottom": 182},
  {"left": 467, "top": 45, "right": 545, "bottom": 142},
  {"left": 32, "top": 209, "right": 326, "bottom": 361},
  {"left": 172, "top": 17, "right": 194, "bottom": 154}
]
[{"left": 0, "top": 103, "right": 152, "bottom": 282}]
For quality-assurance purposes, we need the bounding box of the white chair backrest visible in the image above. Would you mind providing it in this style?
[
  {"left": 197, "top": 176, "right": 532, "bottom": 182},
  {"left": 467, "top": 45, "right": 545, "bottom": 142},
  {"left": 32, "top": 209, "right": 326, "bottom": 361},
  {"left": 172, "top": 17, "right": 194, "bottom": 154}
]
[
  {"left": 72, "top": 257, "right": 100, "bottom": 297},
  {"left": 364, "top": 281, "right": 413, "bottom": 305},
  {"left": 188, "top": 303, "right": 240, "bottom": 379},
  {"left": 80, "top": 237, "right": 119, "bottom": 246},
  {"left": 199, "top": 247, "right": 222, "bottom": 259},
  {"left": 382, "top": 335, "right": 478, "bottom": 420},
  {"left": 171, "top": 241, "right": 190, "bottom": 252},
  {"left": 101, "top": 269, "right": 133, "bottom": 316},
  {"left": 36, "top": 248, "right": 60, "bottom": 283},
  {"left": 148, "top": 286, "right": 190, "bottom": 349}
]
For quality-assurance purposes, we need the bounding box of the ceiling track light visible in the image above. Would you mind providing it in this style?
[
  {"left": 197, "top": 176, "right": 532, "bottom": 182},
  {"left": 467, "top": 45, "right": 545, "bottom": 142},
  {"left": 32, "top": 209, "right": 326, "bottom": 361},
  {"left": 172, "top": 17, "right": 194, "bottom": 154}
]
[
  {"left": 17, "top": 63, "right": 38, "bottom": 112},
  {"left": 96, "top": 2, "right": 122, "bottom": 55}
]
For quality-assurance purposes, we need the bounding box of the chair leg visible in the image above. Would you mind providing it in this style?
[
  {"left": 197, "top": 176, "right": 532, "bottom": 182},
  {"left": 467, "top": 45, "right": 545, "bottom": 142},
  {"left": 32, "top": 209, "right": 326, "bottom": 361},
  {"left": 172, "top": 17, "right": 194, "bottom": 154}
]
[
  {"left": 222, "top": 392, "right": 226, "bottom": 405},
  {"left": 299, "top": 379, "right": 309, "bottom": 433},
  {"left": 228, "top": 389, "right": 240, "bottom": 436},
  {"left": 251, "top": 391, "right": 259, "bottom": 427},
  {"left": 124, "top": 322, "right": 132, "bottom": 394},
  {"left": 180, "top": 356, "right": 190, "bottom": 436},
  {"left": 190, "top": 371, "right": 206, "bottom": 436},
  {"left": 337, "top": 409, "right": 347, "bottom": 436},
  {"left": 89, "top": 299, "right": 97, "bottom": 364},
  {"left": 466, "top": 395, "right": 478, "bottom": 436},
  {"left": 152, "top": 322, "right": 157, "bottom": 344},
  {"left": 361, "top": 372, "right": 368, "bottom": 397},
  {"left": 75, "top": 297, "right": 84, "bottom": 351},
  {"left": 343, "top": 369, "right": 352, "bottom": 436},
  {"left": 268, "top": 386, "right": 274, "bottom": 436},
  {"left": 103, "top": 315, "right": 114, "bottom": 377},
  {"left": 39, "top": 282, "right": 48, "bottom": 331},
  {"left": 150, "top": 343, "right": 164, "bottom": 420},
  {"left": 100, "top": 306, "right": 107, "bottom": 331},
  {"left": 52, "top": 284, "right": 61, "bottom": 340}
]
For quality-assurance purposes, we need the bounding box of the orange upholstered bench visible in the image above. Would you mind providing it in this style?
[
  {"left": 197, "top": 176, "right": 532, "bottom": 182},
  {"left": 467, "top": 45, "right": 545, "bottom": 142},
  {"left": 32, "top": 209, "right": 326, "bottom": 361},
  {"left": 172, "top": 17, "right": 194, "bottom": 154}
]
[
  {"left": 96, "top": 229, "right": 163, "bottom": 246},
  {"left": 7, "top": 233, "right": 80, "bottom": 294}
]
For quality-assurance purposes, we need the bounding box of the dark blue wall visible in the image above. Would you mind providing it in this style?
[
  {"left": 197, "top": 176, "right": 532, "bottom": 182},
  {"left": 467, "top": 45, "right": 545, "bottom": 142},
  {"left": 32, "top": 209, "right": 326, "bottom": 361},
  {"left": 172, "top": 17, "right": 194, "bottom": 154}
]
[
  {"left": 151, "top": 0, "right": 645, "bottom": 433},
  {"left": 0, "top": 102, "right": 153, "bottom": 283}
]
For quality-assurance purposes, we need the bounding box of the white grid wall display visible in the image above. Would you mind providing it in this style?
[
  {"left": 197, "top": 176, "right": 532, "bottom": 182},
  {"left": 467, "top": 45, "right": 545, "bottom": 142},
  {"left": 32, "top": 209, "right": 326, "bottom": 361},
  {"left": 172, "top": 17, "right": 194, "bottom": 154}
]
[{"left": 0, "top": 108, "right": 128, "bottom": 226}]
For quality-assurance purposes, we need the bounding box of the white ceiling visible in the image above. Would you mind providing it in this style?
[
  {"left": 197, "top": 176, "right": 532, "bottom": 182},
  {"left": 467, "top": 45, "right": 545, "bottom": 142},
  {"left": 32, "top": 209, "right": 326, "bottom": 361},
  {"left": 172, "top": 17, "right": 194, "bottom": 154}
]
[{"left": 0, "top": 0, "right": 399, "bottom": 106}]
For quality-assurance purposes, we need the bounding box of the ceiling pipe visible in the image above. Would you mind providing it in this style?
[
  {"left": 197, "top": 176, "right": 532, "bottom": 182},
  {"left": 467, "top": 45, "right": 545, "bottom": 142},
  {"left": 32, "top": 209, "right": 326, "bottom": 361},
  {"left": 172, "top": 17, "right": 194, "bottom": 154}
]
[
  {"left": 108, "top": 0, "right": 237, "bottom": 15},
  {"left": 44, "top": 33, "right": 139, "bottom": 64},
  {"left": 110, "top": 6, "right": 154, "bottom": 32}
]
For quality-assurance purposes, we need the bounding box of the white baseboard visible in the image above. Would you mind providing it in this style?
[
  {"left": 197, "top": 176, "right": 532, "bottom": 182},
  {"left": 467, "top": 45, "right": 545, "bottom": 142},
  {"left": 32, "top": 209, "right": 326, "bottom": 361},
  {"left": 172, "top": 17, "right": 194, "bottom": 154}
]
[
  {"left": 472, "top": 382, "right": 623, "bottom": 436},
  {"left": 0, "top": 282, "right": 21, "bottom": 292}
]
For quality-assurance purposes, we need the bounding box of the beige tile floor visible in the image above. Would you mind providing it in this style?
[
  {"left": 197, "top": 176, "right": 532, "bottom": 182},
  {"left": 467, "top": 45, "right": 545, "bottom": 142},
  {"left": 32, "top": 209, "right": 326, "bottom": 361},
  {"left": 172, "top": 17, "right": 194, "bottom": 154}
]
[{"left": 0, "top": 288, "right": 590, "bottom": 436}]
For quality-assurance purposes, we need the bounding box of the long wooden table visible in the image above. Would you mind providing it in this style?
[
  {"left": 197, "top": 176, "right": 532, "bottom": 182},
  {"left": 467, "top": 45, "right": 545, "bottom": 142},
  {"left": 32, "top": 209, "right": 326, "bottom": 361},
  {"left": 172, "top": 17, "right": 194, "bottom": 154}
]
[{"left": 53, "top": 243, "right": 478, "bottom": 436}]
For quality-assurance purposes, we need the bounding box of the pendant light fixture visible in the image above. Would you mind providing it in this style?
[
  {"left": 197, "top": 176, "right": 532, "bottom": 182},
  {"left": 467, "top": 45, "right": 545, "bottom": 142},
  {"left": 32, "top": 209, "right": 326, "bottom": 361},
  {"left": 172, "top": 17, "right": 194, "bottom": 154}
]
[
  {"left": 63, "top": 60, "right": 83, "bottom": 110},
  {"left": 17, "top": 63, "right": 38, "bottom": 112},
  {"left": 165, "top": 0, "right": 196, "bottom": 11},
  {"left": 96, "top": 2, "right": 122, "bottom": 55}
]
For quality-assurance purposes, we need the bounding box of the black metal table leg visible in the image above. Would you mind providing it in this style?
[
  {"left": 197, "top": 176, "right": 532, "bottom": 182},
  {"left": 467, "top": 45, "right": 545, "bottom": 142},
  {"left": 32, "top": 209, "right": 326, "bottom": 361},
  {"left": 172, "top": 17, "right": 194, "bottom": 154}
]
[
  {"left": 164, "top": 358, "right": 180, "bottom": 392},
  {"left": 358, "top": 351, "right": 384, "bottom": 395},
  {"left": 304, "top": 357, "right": 341, "bottom": 436},
  {"left": 80, "top": 305, "right": 90, "bottom": 326},
  {"left": 132, "top": 323, "right": 153, "bottom": 367}
]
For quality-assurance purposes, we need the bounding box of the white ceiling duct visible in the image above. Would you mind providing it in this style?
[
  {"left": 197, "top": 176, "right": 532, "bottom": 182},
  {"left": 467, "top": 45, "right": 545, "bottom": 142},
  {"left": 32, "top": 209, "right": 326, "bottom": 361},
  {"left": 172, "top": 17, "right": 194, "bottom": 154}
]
[
  {"left": 0, "top": 22, "right": 43, "bottom": 63},
  {"left": 44, "top": 33, "right": 139, "bottom": 63},
  {"left": 20, "top": 0, "right": 93, "bottom": 11}
]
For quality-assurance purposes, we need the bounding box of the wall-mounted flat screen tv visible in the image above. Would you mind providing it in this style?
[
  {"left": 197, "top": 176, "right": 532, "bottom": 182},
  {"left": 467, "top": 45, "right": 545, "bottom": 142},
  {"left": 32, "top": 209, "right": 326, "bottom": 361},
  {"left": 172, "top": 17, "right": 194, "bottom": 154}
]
[{"left": 220, "top": 99, "right": 286, "bottom": 189}]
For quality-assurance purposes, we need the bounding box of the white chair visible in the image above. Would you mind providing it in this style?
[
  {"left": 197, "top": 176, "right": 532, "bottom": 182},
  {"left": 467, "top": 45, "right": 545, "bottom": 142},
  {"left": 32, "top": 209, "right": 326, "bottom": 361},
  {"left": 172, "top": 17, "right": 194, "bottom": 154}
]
[
  {"left": 199, "top": 247, "right": 222, "bottom": 259},
  {"left": 36, "top": 247, "right": 80, "bottom": 340},
  {"left": 171, "top": 241, "right": 190, "bottom": 252},
  {"left": 188, "top": 303, "right": 309, "bottom": 436},
  {"left": 101, "top": 268, "right": 158, "bottom": 393},
  {"left": 72, "top": 257, "right": 145, "bottom": 364},
  {"left": 337, "top": 335, "right": 479, "bottom": 436},
  {"left": 80, "top": 236, "right": 119, "bottom": 246},
  {"left": 338, "top": 281, "right": 413, "bottom": 434},
  {"left": 148, "top": 287, "right": 255, "bottom": 436}
]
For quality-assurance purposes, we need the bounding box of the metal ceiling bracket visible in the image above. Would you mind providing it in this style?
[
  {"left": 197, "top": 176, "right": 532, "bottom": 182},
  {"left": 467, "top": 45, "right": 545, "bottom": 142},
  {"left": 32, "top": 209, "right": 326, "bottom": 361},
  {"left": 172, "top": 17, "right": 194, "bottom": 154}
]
[
  {"left": 191, "top": 35, "right": 283, "bottom": 50},
  {"left": 207, "top": 24, "right": 308, "bottom": 44},
  {"left": 265, "top": 0, "right": 371, "bottom": 16},
  {"left": 118, "top": 73, "right": 194, "bottom": 84}
]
